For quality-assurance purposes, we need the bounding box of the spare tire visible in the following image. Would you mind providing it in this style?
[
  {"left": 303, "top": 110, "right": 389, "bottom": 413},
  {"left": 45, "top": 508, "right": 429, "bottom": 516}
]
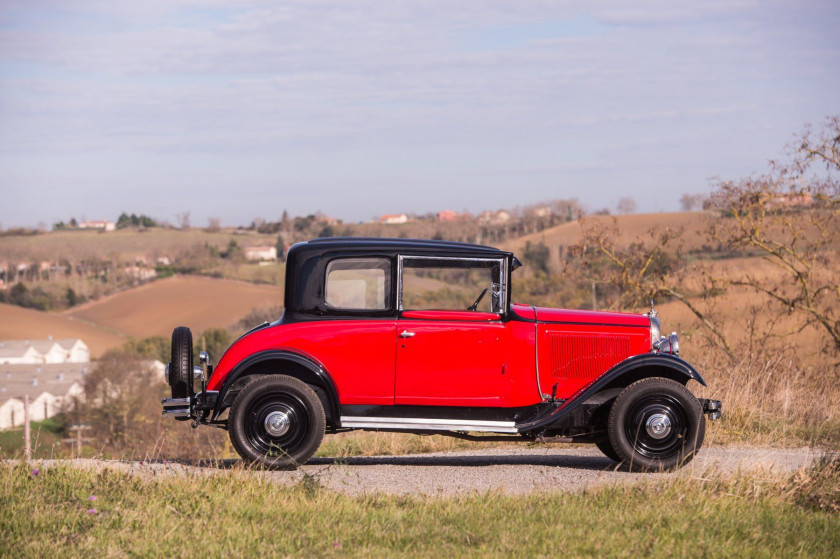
[{"left": 169, "top": 326, "right": 194, "bottom": 401}]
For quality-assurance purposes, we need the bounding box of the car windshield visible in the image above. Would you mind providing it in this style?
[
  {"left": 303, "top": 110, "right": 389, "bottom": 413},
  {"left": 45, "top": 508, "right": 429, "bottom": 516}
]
[{"left": 400, "top": 257, "right": 503, "bottom": 313}]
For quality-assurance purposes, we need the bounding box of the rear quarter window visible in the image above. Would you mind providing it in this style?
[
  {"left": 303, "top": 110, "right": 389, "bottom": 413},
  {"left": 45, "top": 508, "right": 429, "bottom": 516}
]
[{"left": 325, "top": 258, "right": 391, "bottom": 310}]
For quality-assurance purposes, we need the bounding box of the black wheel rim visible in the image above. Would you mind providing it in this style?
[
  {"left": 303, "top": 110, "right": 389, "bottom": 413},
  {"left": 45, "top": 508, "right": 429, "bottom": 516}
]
[
  {"left": 243, "top": 391, "right": 311, "bottom": 459},
  {"left": 624, "top": 394, "right": 689, "bottom": 459}
]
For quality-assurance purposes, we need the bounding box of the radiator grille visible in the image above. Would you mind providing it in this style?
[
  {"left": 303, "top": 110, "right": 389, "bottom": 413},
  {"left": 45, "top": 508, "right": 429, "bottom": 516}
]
[{"left": 549, "top": 333, "right": 631, "bottom": 380}]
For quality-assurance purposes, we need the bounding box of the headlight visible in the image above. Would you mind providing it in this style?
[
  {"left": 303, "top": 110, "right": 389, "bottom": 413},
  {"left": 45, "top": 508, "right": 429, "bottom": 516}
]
[{"left": 649, "top": 316, "right": 661, "bottom": 351}]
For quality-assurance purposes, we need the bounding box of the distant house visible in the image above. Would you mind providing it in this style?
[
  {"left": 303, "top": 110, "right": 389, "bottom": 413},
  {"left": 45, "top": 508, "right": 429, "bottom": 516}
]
[
  {"left": 380, "top": 214, "right": 409, "bottom": 224},
  {"left": 124, "top": 265, "right": 157, "bottom": 281},
  {"left": 0, "top": 398, "right": 23, "bottom": 430},
  {"left": 244, "top": 246, "right": 278, "bottom": 262},
  {"left": 0, "top": 343, "right": 42, "bottom": 365},
  {"left": 436, "top": 210, "right": 469, "bottom": 222},
  {"left": 768, "top": 193, "right": 814, "bottom": 209},
  {"left": 0, "top": 362, "right": 90, "bottom": 428},
  {"left": 79, "top": 220, "right": 116, "bottom": 231},
  {"left": 0, "top": 339, "right": 89, "bottom": 365},
  {"left": 478, "top": 210, "right": 512, "bottom": 225}
]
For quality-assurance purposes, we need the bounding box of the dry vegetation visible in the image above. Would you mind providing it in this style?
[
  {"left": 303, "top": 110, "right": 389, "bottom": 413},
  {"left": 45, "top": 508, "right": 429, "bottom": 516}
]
[{"left": 558, "top": 116, "right": 840, "bottom": 448}]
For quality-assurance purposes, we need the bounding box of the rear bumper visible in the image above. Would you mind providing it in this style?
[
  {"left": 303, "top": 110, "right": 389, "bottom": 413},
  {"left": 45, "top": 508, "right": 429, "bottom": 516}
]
[
  {"left": 699, "top": 398, "right": 722, "bottom": 420},
  {"left": 162, "top": 397, "right": 191, "bottom": 418},
  {"left": 161, "top": 391, "right": 219, "bottom": 420}
]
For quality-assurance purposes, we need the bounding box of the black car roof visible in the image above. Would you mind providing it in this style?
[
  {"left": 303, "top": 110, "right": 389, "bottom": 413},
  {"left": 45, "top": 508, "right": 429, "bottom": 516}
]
[
  {"left": 283, "top": 237, "right": 519, "bottom": 314},
  {"left": 293, "top": 237, "right": 511, "bottom": 258}
]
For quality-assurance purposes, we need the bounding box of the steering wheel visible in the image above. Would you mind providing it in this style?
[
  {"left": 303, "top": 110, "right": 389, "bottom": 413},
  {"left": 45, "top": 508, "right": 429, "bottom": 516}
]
[{"left": 467, "top": 288, "right": 489, "bottom": 311}]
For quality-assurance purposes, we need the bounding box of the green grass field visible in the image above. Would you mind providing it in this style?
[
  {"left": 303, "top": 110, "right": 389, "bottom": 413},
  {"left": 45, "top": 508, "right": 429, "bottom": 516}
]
[{"left": 1, "top": 460, "right": 837, "bottom": 558}]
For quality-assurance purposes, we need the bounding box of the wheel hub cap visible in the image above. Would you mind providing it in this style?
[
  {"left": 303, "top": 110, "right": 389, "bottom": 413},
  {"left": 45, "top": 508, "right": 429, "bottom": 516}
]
[
  {"left": 646, "top": 413, "right": 672, "bottom": 439},
  {"left": 264, "top": 411, "right": 291, "bottom": 436}
]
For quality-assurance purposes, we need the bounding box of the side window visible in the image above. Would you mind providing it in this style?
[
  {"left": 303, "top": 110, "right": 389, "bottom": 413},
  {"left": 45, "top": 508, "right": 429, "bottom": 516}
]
[
  {"left": 400, "top": 258, "right": 503, "bottom": 313},
  {"left": 325, "top": 258, "right": 391, "bottom": 310}
]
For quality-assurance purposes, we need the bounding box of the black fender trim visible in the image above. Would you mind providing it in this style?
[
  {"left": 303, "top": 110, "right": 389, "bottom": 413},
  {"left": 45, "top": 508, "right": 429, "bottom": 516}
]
[
  {"left": 516, "top": 352, "right": 706, "bottom": 433},
  {"left": 212, "top": 350, "right": 340, "bottom": 424}
]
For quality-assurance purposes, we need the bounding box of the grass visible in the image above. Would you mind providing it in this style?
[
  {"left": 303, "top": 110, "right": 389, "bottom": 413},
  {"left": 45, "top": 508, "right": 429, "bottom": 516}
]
[
  {"left": 0, "top": 459, "right": 838, "bottom": 557},
  {"left": 0, "top": 419, "right": 68, "bottom": 459}
]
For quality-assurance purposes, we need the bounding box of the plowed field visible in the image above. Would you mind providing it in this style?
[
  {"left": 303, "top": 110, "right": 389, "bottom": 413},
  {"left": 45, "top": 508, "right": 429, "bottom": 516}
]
[
  {"left": 502, "top": 211, "right": 711, "bottom": 253},
  {"left": 0, "top": 303, "right": 127, "bottom": 357},
  {"left": 65, "top": 275, "right": 283, "bottom": 339}
]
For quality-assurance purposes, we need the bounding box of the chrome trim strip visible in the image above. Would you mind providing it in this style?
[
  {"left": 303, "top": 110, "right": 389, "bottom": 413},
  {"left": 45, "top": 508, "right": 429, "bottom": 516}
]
[
  {"left": 533, "top": 307, "right": 547, "bottom": 401},
  {"left": 340, "top": 416, "right": 518, "bottom": 433}
]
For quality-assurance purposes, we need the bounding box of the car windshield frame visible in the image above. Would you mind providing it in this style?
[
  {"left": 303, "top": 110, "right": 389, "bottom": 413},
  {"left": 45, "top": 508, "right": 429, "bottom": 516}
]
[{"left": 397, "top": 255, "right": 508, "bottom": 315}]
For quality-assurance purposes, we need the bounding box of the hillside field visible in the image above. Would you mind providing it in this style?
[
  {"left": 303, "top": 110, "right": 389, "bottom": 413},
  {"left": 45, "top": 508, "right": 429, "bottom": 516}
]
[
  {"left": 0, "top": 302, "right": 126, "bottom": 357},
  {"left": 0, "top": 228, "right": 278, "bottom": 261},
  {"left": 501, "top": 211, "right": 713, "bottom": 254},
  {"left": 64, "top": 275, "right": 283, "bottom": 339}
]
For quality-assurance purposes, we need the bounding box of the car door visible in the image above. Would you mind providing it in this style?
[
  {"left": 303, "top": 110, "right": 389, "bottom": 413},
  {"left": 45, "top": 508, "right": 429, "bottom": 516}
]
[{"left": 394, "top": 256, "right": 509, "bottom": 406}]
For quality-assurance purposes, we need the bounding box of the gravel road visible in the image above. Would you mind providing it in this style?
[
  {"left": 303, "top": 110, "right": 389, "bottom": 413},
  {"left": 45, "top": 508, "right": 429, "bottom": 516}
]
[{"left": 27, "top": 446, "right": 826, "bottom": 496}]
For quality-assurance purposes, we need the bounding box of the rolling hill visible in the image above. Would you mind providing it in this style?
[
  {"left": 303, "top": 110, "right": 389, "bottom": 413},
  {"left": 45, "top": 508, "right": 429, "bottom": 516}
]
[
  {"left": 500, "top": 211, "right": 713, "bottom": 254},
  {"left": 0, "top": 303, "right": 127, "bottom": 357},
  {"left": 64, "top": 275, "right": 283, "bottom": 339}
]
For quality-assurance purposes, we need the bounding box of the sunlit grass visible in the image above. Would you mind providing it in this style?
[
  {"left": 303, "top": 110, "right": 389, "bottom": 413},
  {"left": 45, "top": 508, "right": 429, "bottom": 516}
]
[{"left": 1, "top": 459, "right": 837, "bottom": 557}]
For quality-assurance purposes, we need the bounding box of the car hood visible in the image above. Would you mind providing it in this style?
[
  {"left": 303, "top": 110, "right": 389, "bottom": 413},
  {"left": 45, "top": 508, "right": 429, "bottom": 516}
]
[{"left": 512, "top": 304, "right": 649, "bottom": 327}]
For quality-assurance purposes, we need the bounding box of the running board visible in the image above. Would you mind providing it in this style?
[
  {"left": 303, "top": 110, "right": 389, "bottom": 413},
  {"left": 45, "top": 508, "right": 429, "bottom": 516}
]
[{"left": 340, "top": 416, "right": 518, "bottom": 434}]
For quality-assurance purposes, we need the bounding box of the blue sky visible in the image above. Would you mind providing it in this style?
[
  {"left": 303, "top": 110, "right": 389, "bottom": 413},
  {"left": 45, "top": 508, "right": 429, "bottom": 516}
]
[{"left": 0, "top": 0, "right": 838, "bottom": 227}]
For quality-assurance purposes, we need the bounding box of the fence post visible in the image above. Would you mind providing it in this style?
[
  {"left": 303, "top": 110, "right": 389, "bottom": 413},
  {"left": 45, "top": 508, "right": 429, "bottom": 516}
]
[{"left": 23, "top": 394, "right": 31, "bottom": 460}]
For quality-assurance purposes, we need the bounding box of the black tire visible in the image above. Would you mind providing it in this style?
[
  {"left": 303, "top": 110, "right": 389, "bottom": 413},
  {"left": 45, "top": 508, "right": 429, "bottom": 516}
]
[
  {"left": 169, "top": 326, "right": 194, "bottom": 400},
  {"left": 595, "top": 439, "right": 622, "bottom": 463},
  {"left": 608, "top": 378, "right": 705, "bottom": 472},
  {"left": 229, "top": 375, "right": 325, "bottom": 469}
]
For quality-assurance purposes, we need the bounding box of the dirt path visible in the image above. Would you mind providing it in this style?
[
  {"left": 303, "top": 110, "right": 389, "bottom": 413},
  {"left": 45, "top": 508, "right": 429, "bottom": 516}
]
[{"left": 25, "top": 446, "right": 825, "bottom": 496}]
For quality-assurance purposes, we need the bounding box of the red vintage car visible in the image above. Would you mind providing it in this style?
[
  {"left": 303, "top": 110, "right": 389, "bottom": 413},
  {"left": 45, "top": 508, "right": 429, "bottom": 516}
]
[{"left": 163, "top": 238, "right": 720, "bottom": 470}]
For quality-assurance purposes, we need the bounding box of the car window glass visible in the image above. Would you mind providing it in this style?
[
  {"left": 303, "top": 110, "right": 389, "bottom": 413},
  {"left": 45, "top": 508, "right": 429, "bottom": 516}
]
[
  {"left": 326, "top": 258, "right": 391, "bottom": 310},
  {"left": 401, "top": 259, "right": 502, "bottom": 312}
]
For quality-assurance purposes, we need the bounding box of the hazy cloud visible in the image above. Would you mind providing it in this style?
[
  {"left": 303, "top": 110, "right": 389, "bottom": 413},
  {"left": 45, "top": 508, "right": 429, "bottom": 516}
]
[{"left": 1, "top": 0, "right": 838, "bottom": 226}]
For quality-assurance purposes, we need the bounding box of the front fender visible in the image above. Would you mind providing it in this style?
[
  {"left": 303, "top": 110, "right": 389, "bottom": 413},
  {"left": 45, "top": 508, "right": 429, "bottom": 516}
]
[
  {"left": 212, "top": 350, "right": 340, "bottom": 424},
  {"left": 517, "top": 353, "right": 706, "bottom": 433}
]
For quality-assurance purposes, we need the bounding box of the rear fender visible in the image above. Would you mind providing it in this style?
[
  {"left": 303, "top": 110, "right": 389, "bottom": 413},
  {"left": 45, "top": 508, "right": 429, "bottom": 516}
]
[
  {"left": 212, "top": 350, "right": 340, "bottom": 425},
  {"left": 517, "top": 353, "right": 706, "bottom": 433}
]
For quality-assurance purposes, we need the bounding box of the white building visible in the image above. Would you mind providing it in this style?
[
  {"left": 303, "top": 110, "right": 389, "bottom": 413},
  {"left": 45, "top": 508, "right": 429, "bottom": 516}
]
[
  {"left": 380, "top": 214, "right": 409, "bottom": 224},
  {"left": 0, "top": 339, "right": 89, "bottom": 365},
  {"left": 0, "top": 343, "right": 42, "bottom": 365},
  {"left": 0, "top": 362, "right": 89, "bottom": 428},
  {"left": 79, "top": 220, "right": 116, "bottom": 231},
  {"left": 0, "top": 397, "right": 23, "bottom": 430},
  {"left": 244, "top": 246, "right": 278, "bottom": 261}
]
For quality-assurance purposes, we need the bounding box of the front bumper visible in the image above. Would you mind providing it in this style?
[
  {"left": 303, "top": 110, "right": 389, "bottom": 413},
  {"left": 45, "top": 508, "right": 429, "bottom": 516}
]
[{"left": 699, "top": 398, "right": 722, "bottom": 420}]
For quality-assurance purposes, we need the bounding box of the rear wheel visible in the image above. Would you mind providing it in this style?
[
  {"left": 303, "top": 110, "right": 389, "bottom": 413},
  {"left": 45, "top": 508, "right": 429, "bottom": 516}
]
[
  {"left": 229, "top": 375, "right": 325, "bottom": 469},
  {"left": 608, "top": 378, "right": 705, "bottom": 471},
  {"left": 169, "top": 326, "right": 194, "bottom": 400}
]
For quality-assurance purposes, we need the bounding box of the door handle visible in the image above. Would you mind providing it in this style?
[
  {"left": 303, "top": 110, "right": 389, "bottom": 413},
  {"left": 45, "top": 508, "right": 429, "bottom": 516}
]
[{"left": 399, "top": 330, "right": 415, "bottom": 338}]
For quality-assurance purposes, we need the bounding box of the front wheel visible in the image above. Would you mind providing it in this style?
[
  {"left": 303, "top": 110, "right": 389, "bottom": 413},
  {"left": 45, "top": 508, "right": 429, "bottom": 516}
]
[
  {"left": 608, "top": 378, "right": 705, "bottom": 471},
  {"left": 229, "top": 375, "right": 325, "bottom": 469}
]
